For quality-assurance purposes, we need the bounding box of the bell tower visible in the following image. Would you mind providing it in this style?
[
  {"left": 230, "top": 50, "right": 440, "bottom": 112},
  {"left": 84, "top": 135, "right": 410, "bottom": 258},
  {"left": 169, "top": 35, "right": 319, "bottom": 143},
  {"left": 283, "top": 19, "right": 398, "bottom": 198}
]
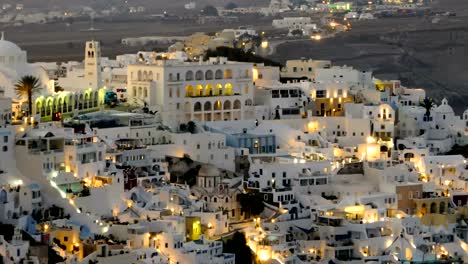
[{"left": 84, "top": 40, "right": 102, "bottom": 89}]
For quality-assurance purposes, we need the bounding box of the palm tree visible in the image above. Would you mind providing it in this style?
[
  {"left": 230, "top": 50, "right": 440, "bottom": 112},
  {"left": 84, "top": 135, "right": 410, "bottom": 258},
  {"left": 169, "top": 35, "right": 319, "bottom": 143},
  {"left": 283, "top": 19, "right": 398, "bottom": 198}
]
[
  {"left": 14, "top": 75, "right": 41, "bottom": 117},
  {"left": 420, "top": 97, "right": 434, "bottom": 120}
]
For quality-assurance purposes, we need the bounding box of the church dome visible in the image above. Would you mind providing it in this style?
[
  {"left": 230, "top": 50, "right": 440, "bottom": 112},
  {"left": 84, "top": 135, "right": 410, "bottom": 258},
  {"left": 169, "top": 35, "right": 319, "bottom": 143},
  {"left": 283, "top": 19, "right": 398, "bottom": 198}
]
[
  {"left": 0, "top": 39, "right": 22, "bottom": 56},
  {"left": 434, "top": 98, "right": 454, "bottom": 114},
  {"left": 0, "top": 33, "right": 27, "bottom": 67},
  {"left": 0, "top": 32, "right": 23, "bottom": 57},
  {"left": 198, "top": 165, "right": 220, "bottom": 177}
]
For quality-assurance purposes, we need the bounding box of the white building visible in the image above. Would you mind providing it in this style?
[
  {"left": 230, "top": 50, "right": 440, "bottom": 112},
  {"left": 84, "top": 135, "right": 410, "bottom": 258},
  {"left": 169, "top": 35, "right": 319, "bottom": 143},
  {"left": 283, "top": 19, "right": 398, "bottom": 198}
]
[
  {"left": 0, "top": 228, "right": 34, "bottom": 264},
  {"left": 272, "top": 17, "right": 313, "bottom": 30},
  {"left": 254, "top": 84, "right": 307, "bottom": 120},
  {"left": 126, "top": 57, "right": 255, "bottom": 126},
  {"left": 315, "top": 66, "right": 373, "bottom": 88}
]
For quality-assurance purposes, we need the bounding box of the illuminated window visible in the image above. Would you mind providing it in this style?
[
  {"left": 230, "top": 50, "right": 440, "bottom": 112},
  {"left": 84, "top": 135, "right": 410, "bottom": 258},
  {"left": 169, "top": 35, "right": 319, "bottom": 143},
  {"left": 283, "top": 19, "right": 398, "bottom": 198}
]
[{"left": 316, "top": 90, "right": 326, "bottom": 98}]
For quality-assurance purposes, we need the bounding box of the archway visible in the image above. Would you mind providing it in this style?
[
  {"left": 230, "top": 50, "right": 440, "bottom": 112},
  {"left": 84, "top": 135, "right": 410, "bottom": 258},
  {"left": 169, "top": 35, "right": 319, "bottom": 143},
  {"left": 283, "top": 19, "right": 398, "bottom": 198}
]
[
  {"left": 421, "top": 203, "right": 427, "bottom": 215},
  {"left": 68, "top": 95, "right": 73, "bottom": 112},
  {"left": 215, "top": 84, "right": 223, "bottom": 95},
  {"left": 57, "top": 98, "right": 63, "bottom": 113},
  {"left": 194, "top": 102, "right": 202, "bottom": 112},
  {"left": 205, "top": 70, "right": 213, "bottom": 80},
  {"left": 233, "top": 100, "right": 241, "bottom": 109},
  {"left": 215, "top": 70, "right": 223, "bottom": 79},
  {"left": 223, "top": 100, "right": 231, "bottom": 110},
  {"left": 430, "top": 202, "right": 437, "bottom": 214},
  {"left": 224, "top": 69, "right": 233, "bottom": 79},
  {"left": 196, "top": 85, "right": 204, "bottom": 97},
  {"left": 205, "top": 84, "right": 213, "bottom": 96},
  {"left": 185, "top": 85, "right": 194, "bottom": 97},
  {"left": 224, "top": 83, "right": 233, "bottom": 96},
  {"left": 186, "top": 71, "right": 194, "bottom": 81},
  {"left": 63, "top": 97, "right": 69, "bottom": 113},
  {"left": 94, "top": 91, "right": 99, "bottom": 107},
  {"left": 204, "top": 102, "right": 212, "bottom": 121},
  {"left": 439, "top": 201, "right": 446, "bottom": 214},
  {"left": 195, "top": 70, "right": 204, "bottom": 81},
  {"left": 204, "top": 101, "right": 212, "bottom": 111},
  {"left": 35, "top": 101, "right": 42, "bottom": 116},
  {"left": 46, "top": 99, "right": 53, "bottom": 116},
  {"left": 214, "top": 100, "right": 222, "bottom": 111},
  {"left": 84, "top": 93, "right": 90, "bottom": 109}
]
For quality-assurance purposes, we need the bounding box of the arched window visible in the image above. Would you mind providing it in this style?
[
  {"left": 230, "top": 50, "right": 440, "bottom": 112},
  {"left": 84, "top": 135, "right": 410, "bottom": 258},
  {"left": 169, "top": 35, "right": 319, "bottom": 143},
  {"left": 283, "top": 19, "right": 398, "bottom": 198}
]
[
  {"left": 144, "top": 88, "right": 148, "bottom": 98},
  {"left": 215, "top": 84, "right": 223, "bottom": 95},
  {"left": 430, "top": 202, "right": 437, "bottom": 214},
  {"left": 224, "top": 69, "right": 233, "bottom": 79},
  {"left": 195, "top": 70, "right": 204, "bottom": 81},
  {"left": 204, "top": 101, "right": 212, "bottom": 111},
  {"left": 205, "top": 70, "right": 213, "bottom": 80},
  {"left": 214, "top": 100, "right": 222, "bottom": 111},
  {"left": 176, "top": 88, "right": 180, "bottom": 97},
  {"left": 194, "top": 102, "right": 202, "bottom": 112},
  {"left": 233, "top": 100, "right": 241, "bottom": 109},
  {"left": 137, "top": 71, "right": 142, "bottom": 81},
  {"left": 186, "top": 71, "right": 194, "bottom": 81},
  {"left": 215, "top": 70, "right": 223, "bottom": 79},
  {"left": 224, "top": 100, "right": 231, "bottom": 110},
  {"left": 57, "top": 98, "right": 63, "bottom": 112},
  {"left": 46, "top": 99, "right": 53, "bottom": 116},
  {"left": 196, "top": 85, "right": 203, "bottom": 97},
  {"left": 244, "top": 85, "right": 249, "bottom": 94},
  {"left": 205, "top": 84, "right": 213, "bottom": 96},
  {"left": 36, "top": 101, "right": 42, "bottom": 116},
  {"left": 421, "top": 203, "right": 427, "bottom": 214},
  {"left": 84, "top": 93, "right": 90, "bottom": 108},
  {"left": 93, "top": 91, "right": 99, "bottom": 107},
  {"left": 224, "top": 83, "right": 233, "bottom": 96},
  {"left": 68, "top": 96, "right": 73, "bottom": 112},
  {"left": 185, "top": 85, "right": 194, "bottom": 97},
  {"left": 169, "top": 88, "right": 173, "bottom": 98},
  {"left": 439, "top": 201, "right": 446, "bottom": 214}
]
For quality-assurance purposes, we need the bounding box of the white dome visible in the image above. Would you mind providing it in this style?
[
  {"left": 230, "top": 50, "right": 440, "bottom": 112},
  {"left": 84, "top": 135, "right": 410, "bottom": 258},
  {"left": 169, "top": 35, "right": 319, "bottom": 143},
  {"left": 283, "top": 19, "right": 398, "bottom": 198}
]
[
  {"left": 435, "top": 98, "right": 453, "bottom": 114},
  {"left": 0, "top": 40, "right": 22, "bottom": 57},
  {"left": 0, "top": 33, "right": 27, "bottom": 68}
]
